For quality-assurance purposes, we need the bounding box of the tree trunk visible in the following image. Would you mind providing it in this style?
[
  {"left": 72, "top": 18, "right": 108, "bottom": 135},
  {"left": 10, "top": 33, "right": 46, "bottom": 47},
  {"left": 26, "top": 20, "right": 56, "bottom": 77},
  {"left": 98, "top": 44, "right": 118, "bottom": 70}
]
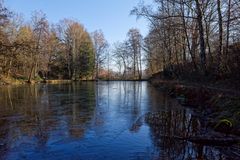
[
  {"left": 28, "top": 64, "right": 35, "bottom": 83},
  {"left": 68, "top": 50, "right": 71, "bottom": 79},
  {"left": 7, "top": 58, "right": 12, "bottom": 78},
  {"left": 226, "top": 0, "right": 232, "bottom": 72},
  {"left": 205, "top": 21, "right": 213, "bottom": 65},
  {"left": 217, "top": 0, "right": 223, "bottom": 74},
  {"left": 96, "top": 61, "right": 99, "bottom": 81},
  {"left": 180, "top": 1, "right": 198, "bottom": 71},
  {"left": 139, "top": 50, "right": 142, "bottom": 80},
  {"left": 195, "top": 0, "right": 207, "bottom": 75}
]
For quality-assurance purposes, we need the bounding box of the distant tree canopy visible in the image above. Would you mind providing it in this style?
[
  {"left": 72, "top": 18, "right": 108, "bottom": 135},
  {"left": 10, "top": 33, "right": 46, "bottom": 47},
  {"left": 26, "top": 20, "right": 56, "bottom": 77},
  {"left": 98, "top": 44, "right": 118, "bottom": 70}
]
[
  {"left": 1, "top": 0, "right": 239, "bottom": 82},
  {"left": 92, "top": 30, "right": 109, "bottom": 80},
  {"left": 0, "top": 2, "right": 99, "bottom": 82},
  {"left": 113, "top": 28, "right": 143, "bottom": 80}
]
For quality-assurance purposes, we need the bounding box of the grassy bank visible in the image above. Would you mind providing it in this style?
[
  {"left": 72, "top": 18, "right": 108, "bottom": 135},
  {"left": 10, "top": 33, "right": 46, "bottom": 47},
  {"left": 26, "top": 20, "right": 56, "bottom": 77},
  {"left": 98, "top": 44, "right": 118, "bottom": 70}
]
[
  {"left": 0, "top": 74, "right": 51, "bottom": 86},
  {"left": 150, "top": 78, "right": 240, "bottom": 136},
  {"left": 0, "top": 75, "right": 26, "bottom": 86},
  {"left": 44, "top": 80, "right": 72, "bottom": 84},
  {"left": 0, "top": 75, "right": 93, "bottom": 86}
]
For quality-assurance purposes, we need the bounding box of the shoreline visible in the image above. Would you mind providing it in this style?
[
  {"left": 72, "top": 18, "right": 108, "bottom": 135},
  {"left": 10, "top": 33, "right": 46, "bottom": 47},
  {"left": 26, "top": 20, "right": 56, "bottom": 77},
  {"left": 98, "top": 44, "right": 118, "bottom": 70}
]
[
  {"left": 0, "top": 78, "right": 149, "bottom": 86},
  {"left": 149, "top": 78, "right": 240, "bottom": 137}
]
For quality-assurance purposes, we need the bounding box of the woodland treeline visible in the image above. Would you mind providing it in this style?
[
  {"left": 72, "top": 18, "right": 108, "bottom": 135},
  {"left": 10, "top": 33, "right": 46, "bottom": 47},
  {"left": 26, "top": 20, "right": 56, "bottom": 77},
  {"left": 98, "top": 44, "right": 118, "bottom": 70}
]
[
  {"left": 129, "top": 0, "right": 240, "bottom": 83},
  {"left": 113, "top": 28, "right": 144, "bottom": 80},
  {"left": 1, "top": 0, "right": 240, "bottom": 83},
  {"left": 0, "top": 2, "right": 109, "bottom": 82}
]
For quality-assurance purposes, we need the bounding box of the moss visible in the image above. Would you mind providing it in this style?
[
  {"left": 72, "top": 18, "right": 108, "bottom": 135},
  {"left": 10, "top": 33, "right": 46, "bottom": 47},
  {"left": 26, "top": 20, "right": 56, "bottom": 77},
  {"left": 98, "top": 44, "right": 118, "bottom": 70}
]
[
  {"left": 33, "top": 75, "right": 43, "bottom": 82},
  {"left": 214, "top": 119, "right": 233, "bottom": 129}
]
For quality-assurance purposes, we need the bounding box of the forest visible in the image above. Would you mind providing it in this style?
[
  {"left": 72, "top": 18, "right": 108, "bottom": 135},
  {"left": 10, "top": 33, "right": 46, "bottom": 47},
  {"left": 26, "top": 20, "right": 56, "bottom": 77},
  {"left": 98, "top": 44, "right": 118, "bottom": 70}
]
[
  {"left": 130, "top": 0, "right": 240, "bottom": 89},
  {"left": 0, "top": 0, "right": 240, "bottom": 86},
  {"left": 0, "top": 0, "right": 240, "bottom": 159},
  {"left": 0, "top": 2, "right": 108, "bottom": 83}
]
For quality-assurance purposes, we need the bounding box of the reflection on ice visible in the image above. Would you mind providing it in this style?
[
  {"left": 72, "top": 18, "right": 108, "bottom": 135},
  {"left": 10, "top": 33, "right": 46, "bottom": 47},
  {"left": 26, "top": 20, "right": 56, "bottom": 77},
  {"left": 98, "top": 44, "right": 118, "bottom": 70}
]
[{"left": 0, "top": 81, "right": 238, "bottom": 160}]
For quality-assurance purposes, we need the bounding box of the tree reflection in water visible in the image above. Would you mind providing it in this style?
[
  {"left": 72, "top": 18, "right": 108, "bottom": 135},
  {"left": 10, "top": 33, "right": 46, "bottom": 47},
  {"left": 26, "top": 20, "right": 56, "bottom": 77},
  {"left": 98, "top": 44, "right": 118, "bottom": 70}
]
[
  {"left": 0, "top": 82, "right": 238, "bottom": 160},
  {"left": 145, "top": 87, "right": 235, "bottom": 160},
  {"left": 0, "top": 82, "right": 96, "bottom": 159}
]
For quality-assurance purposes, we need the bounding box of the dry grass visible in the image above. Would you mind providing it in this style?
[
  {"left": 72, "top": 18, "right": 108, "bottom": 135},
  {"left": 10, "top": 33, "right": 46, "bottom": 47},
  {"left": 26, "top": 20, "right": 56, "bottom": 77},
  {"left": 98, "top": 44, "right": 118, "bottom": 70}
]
[
  {"left": 45, "top": 80, "right": 72, "bottom": 84},
  {"left": 0, "top": 75, "right": 25, "bottom": 85}
]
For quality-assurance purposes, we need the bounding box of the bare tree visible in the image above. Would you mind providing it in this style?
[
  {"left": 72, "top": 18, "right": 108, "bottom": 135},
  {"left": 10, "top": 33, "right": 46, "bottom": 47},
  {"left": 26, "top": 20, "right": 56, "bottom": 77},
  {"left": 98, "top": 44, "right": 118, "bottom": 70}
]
[
  {"left": 92, "top": 30, "right": 108, "bottom": 80},
  {"left": 127, "top": 28, "right": 142, "bottom": 80},
  {"left": 28, "top": 11, "right": 49, "bottom": 83}
]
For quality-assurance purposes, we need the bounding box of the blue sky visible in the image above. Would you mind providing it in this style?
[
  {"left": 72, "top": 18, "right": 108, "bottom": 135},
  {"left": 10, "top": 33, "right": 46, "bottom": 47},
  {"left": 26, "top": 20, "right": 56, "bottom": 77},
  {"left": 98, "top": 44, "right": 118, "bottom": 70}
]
[{"left": 5, "top": 0, "right": 149, "bottom": 44}]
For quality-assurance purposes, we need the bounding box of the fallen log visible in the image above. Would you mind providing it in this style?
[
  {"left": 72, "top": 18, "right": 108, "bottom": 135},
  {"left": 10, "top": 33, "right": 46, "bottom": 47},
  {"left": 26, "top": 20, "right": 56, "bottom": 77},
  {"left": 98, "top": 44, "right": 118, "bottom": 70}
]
[
  {"left": 159, "top": 134, "right": 240, "bottom": 146},
  {"left": 187, "top": 136, "right": 240, "bottom": 146}
]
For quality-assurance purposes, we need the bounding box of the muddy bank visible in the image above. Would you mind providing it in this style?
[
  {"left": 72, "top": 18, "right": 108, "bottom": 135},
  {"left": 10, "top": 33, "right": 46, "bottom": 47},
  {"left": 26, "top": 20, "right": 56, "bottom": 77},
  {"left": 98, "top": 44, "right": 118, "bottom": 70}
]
[{"left": 149, "top": 78, "right": 240, "bottom": 137}]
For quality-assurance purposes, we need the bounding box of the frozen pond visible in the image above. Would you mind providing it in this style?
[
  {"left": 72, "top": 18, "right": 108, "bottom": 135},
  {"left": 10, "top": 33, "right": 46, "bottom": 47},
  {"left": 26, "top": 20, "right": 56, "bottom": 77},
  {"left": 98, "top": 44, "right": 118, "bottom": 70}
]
[{"left": 0, "top": 81, "right": 235, "bottom": 159}]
